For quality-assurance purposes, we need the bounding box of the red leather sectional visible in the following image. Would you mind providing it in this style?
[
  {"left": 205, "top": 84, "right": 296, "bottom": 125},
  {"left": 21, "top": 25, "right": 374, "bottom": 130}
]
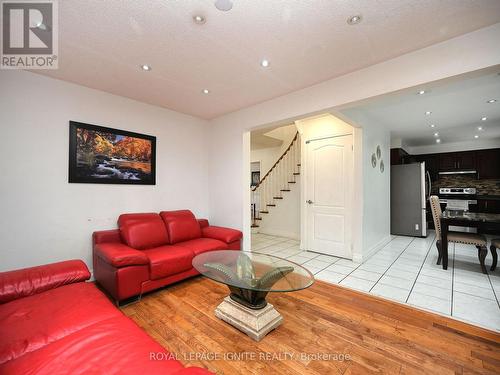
[
  {"left": 93, "top": 210, "right": 242, "bottom": 303},
  {"left": 0, "top": 260, "right": 212, "bottom": 374}
]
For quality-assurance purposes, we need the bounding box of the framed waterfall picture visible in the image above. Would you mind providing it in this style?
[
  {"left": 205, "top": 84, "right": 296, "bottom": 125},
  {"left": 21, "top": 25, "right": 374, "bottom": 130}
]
[{"left": 68, "top": 121, "right": 156, "bottom": 185}]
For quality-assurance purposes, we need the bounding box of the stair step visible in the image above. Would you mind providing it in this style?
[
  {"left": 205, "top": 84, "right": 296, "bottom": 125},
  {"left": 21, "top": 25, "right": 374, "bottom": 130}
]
[
  {"left": 255, "top": 217, "right": 262, "bottom": 220},
  {"left": 251, "top": 224, "right": 259, "bottom": 228},
  {"left": 259, "top": 210, "right": 269, "bottom": 214},
  {"left": 297, "top": 163, "right": 301, "bottom": 166},
  {"left": 266, "top": 204, "right": 276, "bottom": 207},
  {"left": 280, "top": 189, "right": 291, "bottom": 192},
  {"left": 288, "top": 181, "right": 296, "bottom": 184},
  {"left": 273, "top": 197, "right": 283, "bottom": 199},
  {"left": 293, "top": 172, "right": 300, "bottom": 175}
]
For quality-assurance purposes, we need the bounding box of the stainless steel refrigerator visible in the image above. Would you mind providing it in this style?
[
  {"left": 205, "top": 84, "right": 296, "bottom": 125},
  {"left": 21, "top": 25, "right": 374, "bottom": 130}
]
[{"left": 390, "top": 162, "right": 428, "bottom": 237}]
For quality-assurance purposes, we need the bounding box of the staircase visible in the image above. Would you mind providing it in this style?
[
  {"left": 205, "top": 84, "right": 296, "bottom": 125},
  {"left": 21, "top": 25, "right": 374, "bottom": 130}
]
[{"left": 251, "top": 132, "right": 300, "bottom": 228}]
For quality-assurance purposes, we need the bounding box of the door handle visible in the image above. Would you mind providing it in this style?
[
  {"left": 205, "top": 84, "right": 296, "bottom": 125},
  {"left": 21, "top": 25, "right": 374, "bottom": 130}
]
[{"left": 306, "top": 200, "right": 313, "bottom": 204}]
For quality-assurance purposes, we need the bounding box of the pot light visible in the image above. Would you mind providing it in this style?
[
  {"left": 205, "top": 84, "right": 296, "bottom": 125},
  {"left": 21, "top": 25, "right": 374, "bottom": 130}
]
[
  {"left": 202, "top": 89, "right": 210, "bottom": 94},
  {"left": 141, "top": 64, "right": 151, "bottom": 71},
  {"left": 474, "top": 135, "right": 479, "bottom": 139},
  {"left": 425, "top": 111, "right": 432, "bottom": 115},
  {"left": 215, "top": 0, "right": 233, "bottom": 11},
  {"left": 477, "top": 126, "right": 483, "bottom": 131},
  {"left": 436, "top": 139, "right": 441, "bottom": 143},
  {"left": 429, "top": 124, "right": 436, "bottom": 128},
  {"left": 260, "top": 59, "right": 270, "bottom": 68},
  {"left": 347, "top": 15, "right": 362, "bottom": 25},
  {"left": 487, "top": 99, "right": 497, "bottom": 103},
  {"left": 481, "top": 116, "right": 487, "bottom": 121},
  {"left": 417, "top": 90, "right": 426, "bottom": 95},
  {"left": 193, "top": 15, "right": 206, "bottom": 24},
  {"left": 434, "top": 132, "right": 439, "bottom": 137}
]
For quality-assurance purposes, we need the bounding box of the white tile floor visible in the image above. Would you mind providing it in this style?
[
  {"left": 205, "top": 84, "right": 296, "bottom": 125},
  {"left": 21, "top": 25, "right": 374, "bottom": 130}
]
[{"left": 251, "top": 231, "right": 500, "bottom": 332}]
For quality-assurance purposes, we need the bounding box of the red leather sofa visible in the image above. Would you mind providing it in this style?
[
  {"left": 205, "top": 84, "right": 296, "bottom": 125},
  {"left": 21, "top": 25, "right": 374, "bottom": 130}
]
[
  {"left": 0, "top": 260, "right": 211, "bottom": 375},
  {"left": 93, "top": 210, "right": 242, "bottom": 303}
]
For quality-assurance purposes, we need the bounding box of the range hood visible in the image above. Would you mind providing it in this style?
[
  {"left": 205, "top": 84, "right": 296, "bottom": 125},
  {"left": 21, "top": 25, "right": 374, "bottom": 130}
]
[{"left": 438, "top": 170, "right": 477, "bottom": 175}]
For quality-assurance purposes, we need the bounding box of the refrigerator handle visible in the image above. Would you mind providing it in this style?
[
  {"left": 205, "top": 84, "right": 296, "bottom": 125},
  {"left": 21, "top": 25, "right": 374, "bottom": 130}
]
[{"left": 426, "top": 171, "right": 432, "bottom": 200}]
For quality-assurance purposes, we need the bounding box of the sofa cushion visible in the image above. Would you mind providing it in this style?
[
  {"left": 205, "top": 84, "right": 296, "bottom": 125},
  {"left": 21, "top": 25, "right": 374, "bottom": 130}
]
[
  {"left": 117, "top": 213, "right": 162, "bottom": 227},
  {"left": 176, "top": 238, "right": 228, "bottom": 256},
  {"left": 143, "top": 246, "right": 194, "bottom": 280},
  {"left": 160, "top": 210, "right": 201, "bottom": 244},
  {"left": 120, "top": 221, "right": 169, "bottom": 250},
  {"left": 0, "top": 282, "right": 122, "bottom": 364},
  {"left": 0, "top": 315, "right": 187, "bottom": 375}
]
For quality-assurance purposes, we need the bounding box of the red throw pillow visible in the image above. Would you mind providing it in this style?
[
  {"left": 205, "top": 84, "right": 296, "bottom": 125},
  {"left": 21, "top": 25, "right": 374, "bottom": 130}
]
[{"left": 120, "top": 220, "right": 169, "bottom": 250}]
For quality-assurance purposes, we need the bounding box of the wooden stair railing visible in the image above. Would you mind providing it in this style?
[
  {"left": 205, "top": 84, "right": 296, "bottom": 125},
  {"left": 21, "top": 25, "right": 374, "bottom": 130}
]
[{"left": 251, "top": 131, "right": 300, "bottom": 227}]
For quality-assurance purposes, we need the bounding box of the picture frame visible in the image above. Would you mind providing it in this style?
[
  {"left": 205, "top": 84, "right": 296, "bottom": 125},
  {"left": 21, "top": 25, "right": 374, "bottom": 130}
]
[
  {"left": 68, "top": 121, "right": 156, "bottom": 185},
  {"left": 251, "top": 171, "right": 260, "bottom": 187}
]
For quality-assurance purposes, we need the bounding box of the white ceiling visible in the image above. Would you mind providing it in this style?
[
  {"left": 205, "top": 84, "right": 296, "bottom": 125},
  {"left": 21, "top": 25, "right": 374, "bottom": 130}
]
[
  {"left": 35, "top": 1, "right": 500, "bottom": 119},
  {"left": 340, "top": 68, "right": 500, "bottom": 147}
]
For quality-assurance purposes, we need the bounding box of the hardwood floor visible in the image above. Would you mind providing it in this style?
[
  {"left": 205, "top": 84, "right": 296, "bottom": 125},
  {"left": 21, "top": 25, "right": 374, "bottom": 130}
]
[{"left": 121, "top": 276, "right": 500, "bottom": 374}]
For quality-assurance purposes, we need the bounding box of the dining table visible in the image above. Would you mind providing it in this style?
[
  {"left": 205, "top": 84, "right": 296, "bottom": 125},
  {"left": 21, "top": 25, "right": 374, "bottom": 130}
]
[{"left": 440, "top": 211, "right": 500, "bottom": 270}]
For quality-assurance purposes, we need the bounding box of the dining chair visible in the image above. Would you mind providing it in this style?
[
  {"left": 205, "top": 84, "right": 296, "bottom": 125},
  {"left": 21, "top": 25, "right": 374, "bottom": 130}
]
[
  {"left": 429, "top": 195, "right": 489, "bottom": 274},
  {"left": 490, "top": 239, "right": 499, "bottom": 271}
]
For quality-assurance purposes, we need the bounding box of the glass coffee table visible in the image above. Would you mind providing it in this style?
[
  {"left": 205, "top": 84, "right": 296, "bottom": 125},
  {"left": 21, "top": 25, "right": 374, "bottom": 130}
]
[{"left": 192, "top": 250, "right": 314, "bottom": 341}]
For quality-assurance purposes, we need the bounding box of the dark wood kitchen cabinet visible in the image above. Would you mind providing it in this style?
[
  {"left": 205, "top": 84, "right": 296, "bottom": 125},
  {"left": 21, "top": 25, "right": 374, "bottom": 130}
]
[
  {"left": 438, "top": 151, "right": 476, "bottom": 171},
  {"left": 414, "top": 154, "right": 439, "bottom": 181},
  {"left": 476, "top": 148, "right": 500, "bottom": 179}
]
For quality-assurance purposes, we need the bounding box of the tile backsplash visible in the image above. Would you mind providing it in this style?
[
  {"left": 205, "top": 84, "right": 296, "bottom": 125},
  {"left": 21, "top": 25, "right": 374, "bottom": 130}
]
[{"left": 432, "top": 175, "right": 500, "bottom": 196}]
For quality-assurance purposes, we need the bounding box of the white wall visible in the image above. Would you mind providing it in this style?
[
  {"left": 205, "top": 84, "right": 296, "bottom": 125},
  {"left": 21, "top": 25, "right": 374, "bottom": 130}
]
[
  {"left": 0, "top": 71, "right": 210, "bottom": 272},
  {"left": 360, "top": 124, "right": 392, "bottom": 261},
  {"left": 250, "top": 146, "right": 282, "bottom": 176},
  {"left": 208, "top": 24, "right": 500, "bottom": 253}
]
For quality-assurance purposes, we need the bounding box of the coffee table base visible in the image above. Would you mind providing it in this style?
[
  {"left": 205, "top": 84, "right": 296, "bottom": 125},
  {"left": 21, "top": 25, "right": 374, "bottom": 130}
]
[{"left": 215, "top": 296, "right": 283, "bottom": 341}]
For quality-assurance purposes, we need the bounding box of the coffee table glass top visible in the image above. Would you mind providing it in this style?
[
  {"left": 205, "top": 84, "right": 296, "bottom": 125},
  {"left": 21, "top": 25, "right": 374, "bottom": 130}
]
[{"left": 192, "top": 250, "right": 314, "bottom": 292}]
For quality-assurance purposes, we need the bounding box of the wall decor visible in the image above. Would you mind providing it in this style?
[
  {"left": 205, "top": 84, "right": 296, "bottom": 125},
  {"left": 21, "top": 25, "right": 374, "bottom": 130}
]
[
  {"left": 380, "top": 160, "right": 385, "bottom": 173},
  {"left": 69, "top": 121, "right": 156, "bottom": 185},
  {"left": 251, "top": 171, "right": 260, "bottom": 187},
  {"left": 371, "top": 153, "right": 377, "bottom": 168},
  {"left": 376, "top": 145, "right": 381, "bottom": 160}
]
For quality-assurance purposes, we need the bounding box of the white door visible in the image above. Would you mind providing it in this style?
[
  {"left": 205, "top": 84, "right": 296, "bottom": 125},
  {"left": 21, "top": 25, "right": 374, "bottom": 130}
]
[{"left": 305, "top": 135, "right": 353, "bottom": 258}]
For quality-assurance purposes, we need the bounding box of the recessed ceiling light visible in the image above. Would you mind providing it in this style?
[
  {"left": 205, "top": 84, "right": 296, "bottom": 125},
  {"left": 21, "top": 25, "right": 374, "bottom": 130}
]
[
  {"left": 436, "top": 139, "right": 441, "bottom": 143},
  {"left": 434, "top": 132, "right": 439, "bottom": 137},
  {"left": 260, "top": 59, "right": 270, "bottom": 68},
  {"left": 347, "top": 15, "right": 362, "bottom": 25},
  {"left": 425, "top": 111, "right": 432, "bottom": 115},
  {"left": 429, "top": 124, "right": 436, "bottom": 128},
  {"left": 477, "top": 126, "right": 483, "bottom": 131},
  {"left": 481, "top": 116, "right": 487, "bottom": 121},
  {"left": 487, "top": 99, "right": 497, "bottom": 103},
  {"left": 193, "top": 15, "right": 206, "bottom": 24},
  {"left": 141, "top": 64, "right": 151, "bottom": 71},
  {"left": 202, "top": 89, "right": 210, "bottom": 94},
  {"left": 474, "top": 135, "right": 479, "bottom": 139},
  {"left": 417, "top": 90, "right": 426, "bottom": 95},
  {"left": 214, "top": 0, "right": 233, "bottom": 11}
]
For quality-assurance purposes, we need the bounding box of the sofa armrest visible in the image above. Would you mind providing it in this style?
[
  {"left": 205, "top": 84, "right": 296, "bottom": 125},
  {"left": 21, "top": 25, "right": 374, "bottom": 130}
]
[
  {"left": 95, "top": 243, "right": 149, "bottom": 268},
  {"left": 0, "top": 260, "right": 90, "bottom": 304},
  {"left": 202, "top": 226, "right": 242, "bottom": 244},
  {"left": 93, "top": 229, "right": 122, "bottom": 246},
  {"left": 197, "top": 219, "right": 209, "bottom": 229}
]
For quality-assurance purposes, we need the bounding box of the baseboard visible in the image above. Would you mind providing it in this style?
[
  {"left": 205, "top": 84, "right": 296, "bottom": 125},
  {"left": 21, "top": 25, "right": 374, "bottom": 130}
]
[
  {"left": 353, "top": 235, "right": 392, "bottom": 263},
  {"left": 258, "top": 228, "right": 300, "bottom": 241}
]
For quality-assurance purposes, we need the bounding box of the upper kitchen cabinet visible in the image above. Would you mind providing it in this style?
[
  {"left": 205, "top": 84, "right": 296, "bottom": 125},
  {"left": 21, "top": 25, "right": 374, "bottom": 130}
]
[
  {"left": 476, "top": 148, "right": 500, "bottom": 179},
  {"left": 438, "top": 151, "right": 476, "bottom": 171},
  {"left": 414, "top": 154, "right": 439, "bottom": 181}
]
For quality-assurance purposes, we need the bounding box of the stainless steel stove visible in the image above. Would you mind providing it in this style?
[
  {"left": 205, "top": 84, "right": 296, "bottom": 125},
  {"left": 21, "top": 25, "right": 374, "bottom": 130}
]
[{"left": 438, "top": 187, "right": 477, "bottom": 233}]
